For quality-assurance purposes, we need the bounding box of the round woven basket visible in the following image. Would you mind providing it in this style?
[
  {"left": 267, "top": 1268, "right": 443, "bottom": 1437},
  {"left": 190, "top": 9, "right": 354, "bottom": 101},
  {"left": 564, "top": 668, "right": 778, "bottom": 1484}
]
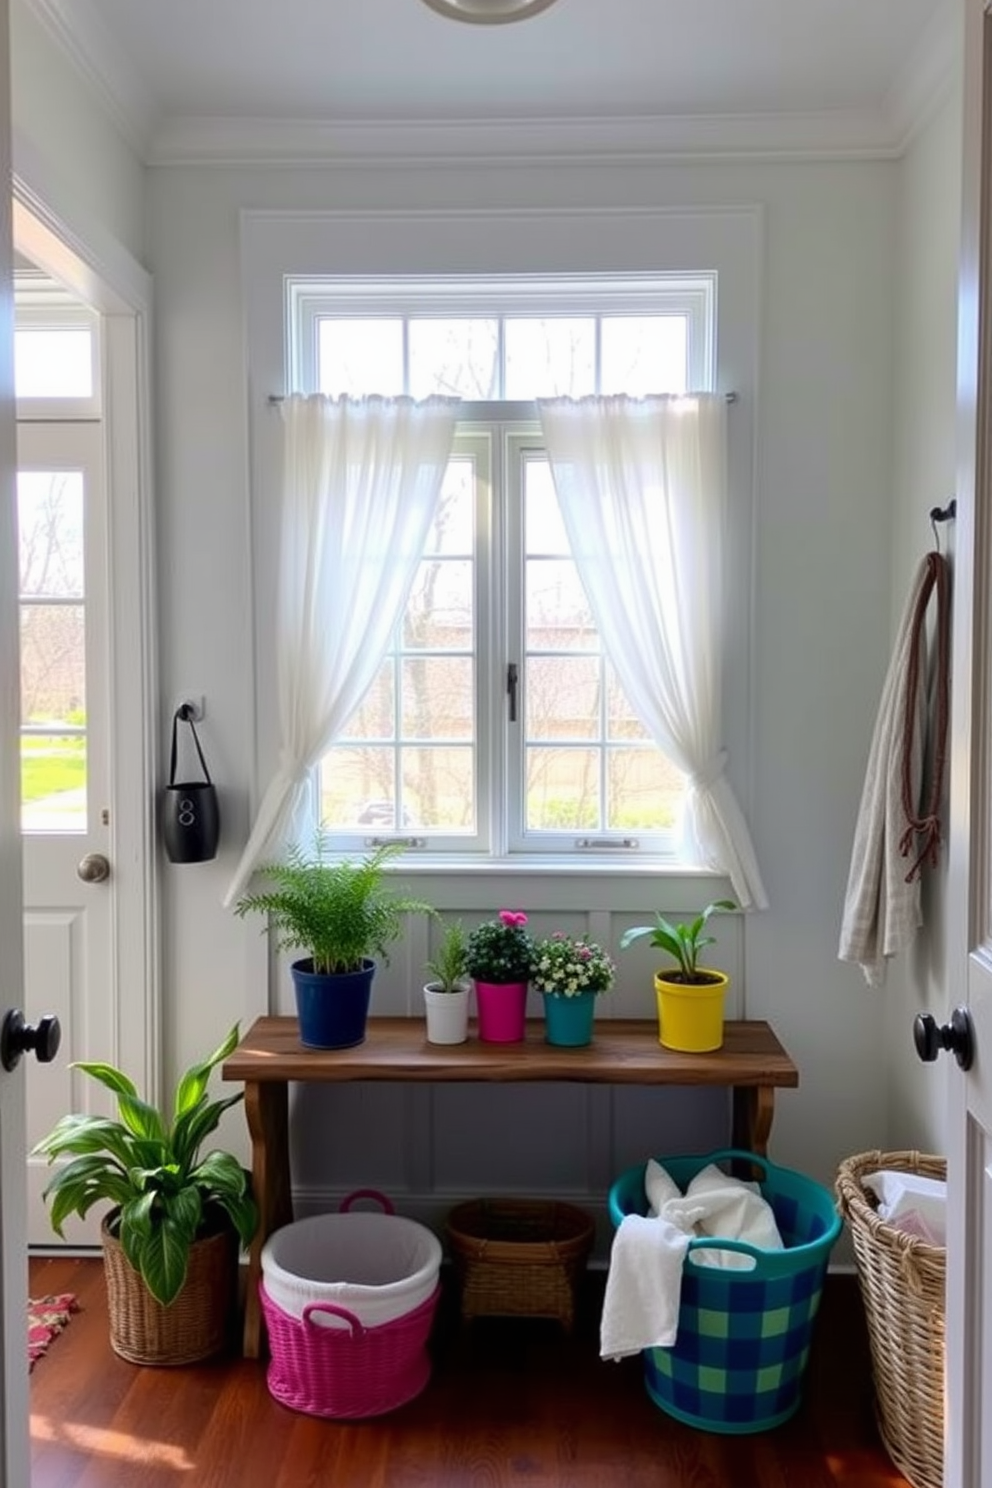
[
  {"left": 835, "top": 1150, "right": 946, "bottom": 1488},
  {"left": 101, "top": 1214, "right": 237, "bottom": 1365}
]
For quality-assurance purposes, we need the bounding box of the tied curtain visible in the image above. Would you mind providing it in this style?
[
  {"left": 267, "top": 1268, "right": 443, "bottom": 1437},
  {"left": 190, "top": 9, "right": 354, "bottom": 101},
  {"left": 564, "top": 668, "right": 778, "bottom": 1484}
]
[
  {"left": 223, "top": 394, "right": 458, "bottom": 909},
  {"left": 538, "top": 394, "right": 767, "bottom": 910}
]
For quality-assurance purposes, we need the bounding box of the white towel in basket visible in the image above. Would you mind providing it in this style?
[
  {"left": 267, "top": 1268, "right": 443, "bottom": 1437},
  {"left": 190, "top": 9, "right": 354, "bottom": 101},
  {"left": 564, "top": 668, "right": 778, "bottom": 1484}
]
[{"left": 600, "top": 1214, "right": 691, "bottom": 1360}]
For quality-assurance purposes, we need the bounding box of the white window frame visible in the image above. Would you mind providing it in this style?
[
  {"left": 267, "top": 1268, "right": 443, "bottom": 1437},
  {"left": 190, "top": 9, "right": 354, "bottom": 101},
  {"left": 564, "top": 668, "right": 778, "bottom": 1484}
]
[
  {"left": 14, "top": 271, "right": 102, "bottom": 422},
  {"left": 288, "top": 272, "right": 721, "bottom": 865}
]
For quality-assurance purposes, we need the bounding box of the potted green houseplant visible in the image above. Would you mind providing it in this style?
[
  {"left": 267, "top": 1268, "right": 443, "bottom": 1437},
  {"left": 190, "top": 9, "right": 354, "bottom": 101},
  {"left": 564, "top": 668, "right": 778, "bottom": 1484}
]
[
  {"left": 234, "top": 839, "right": 434, "bottom": 1049},
  {"left": 423, "top": 918, "right": 471, "bottom": 1045},
  {"left": 531, "top": 932, "right": 616, "bottom": 1048},
  {"left": 620, "top": 899, "right": 737, "bottom": 1052},
  {"left": 465, "top": 910, "right": 536, "bottom": 1044},
  {"left": 33, "top": 1022, "right": 257, "bottom": 1365}
]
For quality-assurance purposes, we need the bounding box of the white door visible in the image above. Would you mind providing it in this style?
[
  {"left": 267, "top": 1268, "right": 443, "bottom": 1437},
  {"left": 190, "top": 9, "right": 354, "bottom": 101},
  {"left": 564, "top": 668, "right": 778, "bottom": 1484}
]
[
  {"left": 15, "top": 412, "right": 114, "bottom": 1245},
  {"left": 947, "top": 3, "right": 992, "bottom": 1486},
  {"left": 0, "top": 0, "right": 34, "bottom": 1476}
]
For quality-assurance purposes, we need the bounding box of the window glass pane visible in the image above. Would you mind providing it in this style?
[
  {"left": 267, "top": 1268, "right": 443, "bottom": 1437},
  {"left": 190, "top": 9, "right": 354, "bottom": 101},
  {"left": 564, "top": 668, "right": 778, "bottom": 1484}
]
[
  {"left": 21, "top": 733, "right": 87, "bottom": 832},
  {"left": 524, "top": 458, "right": 569, "bottom": 554},
  {"left": 409, "top": 319, "right": 498, "bottom": 399},
  {"left": 526, "top": 656, "right": 599, "bottom": 741},
  {"left": 317, "top": 318, "right": 404, "bottom": 395},
  {"left": 14, "top": 328, "right": 93, "bottom": 399},
  {"left": 504, "top": 318, "right": 595, "bottom": 399},
  {"left": 401, "top": 658, "right": 473, "bottom": 739},
  {"left": 607, "top": 664, "right": 650, "bottom": 740},
  {"left": 18, "top": 472, "right": 85, "bottom": 597},
  {"left": 526, "top": 559, "right": 596, "bottom": 651},
  {"left": 20, "top": 603, "right": 85, "bottom": 729},
  {"left": 607, "top": 748, "right": 684, "bottom": 831},
  {"left": 526, "top": 748, "right": 600, "bottom": 830},
  {"left": 403, "top": 561, "right": 474, "bottom": 651},
  {"left": 337, "top": 662, "right": 394, "bottom": 741},
  {"left": 425, "top": 458, "right": 474, "bottom": 555},
  {"left": 402, "top": 746, "right": 474, "bottom": 830},
  {"left": 600, "top": 315, "right": 688, "bottom": 395},
  {"left": 320, "top": 744, "right": 397, "bottom": 827}
]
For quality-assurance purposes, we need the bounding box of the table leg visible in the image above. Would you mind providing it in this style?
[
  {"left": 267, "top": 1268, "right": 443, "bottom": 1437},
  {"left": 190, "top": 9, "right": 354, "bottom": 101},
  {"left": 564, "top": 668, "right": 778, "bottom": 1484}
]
[
  {"left": 731, "top": 1085, "right": 774, "bottom": 1156},
  {"left": 242, "top": 1080, "right": 292, "bottom": 1358}
]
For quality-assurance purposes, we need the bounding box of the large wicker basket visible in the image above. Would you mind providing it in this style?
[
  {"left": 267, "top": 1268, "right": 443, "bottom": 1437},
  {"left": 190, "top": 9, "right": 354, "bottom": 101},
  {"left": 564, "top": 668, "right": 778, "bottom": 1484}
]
[
  {"left": 446, "top": 1198, "right": 594, "bottom": 1332},
  {"left": 101, "top": 1215, "right": 237, "bottom": 1365},
  {"left": 835, "top": 1150, "right": 946, "bottom": 1488}
]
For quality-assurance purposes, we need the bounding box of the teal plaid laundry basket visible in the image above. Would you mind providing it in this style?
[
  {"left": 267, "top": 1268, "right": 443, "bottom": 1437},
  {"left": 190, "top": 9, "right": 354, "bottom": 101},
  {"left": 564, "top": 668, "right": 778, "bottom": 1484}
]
[{"left": 607, "top": 1149, "right": 841, "bottom": 1434}]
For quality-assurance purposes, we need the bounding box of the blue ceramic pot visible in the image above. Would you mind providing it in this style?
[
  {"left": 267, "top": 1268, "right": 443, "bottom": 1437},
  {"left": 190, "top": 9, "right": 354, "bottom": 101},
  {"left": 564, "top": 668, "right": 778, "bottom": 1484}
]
[{"left": 290, "top": 958, "right": 374, "bottom": 1050}]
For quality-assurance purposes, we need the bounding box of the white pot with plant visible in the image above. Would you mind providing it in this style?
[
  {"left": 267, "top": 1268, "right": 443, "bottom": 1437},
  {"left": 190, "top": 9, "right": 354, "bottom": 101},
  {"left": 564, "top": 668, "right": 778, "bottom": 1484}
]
[
  {"left": 620, "top": 899, "right": 736, "bottom": 1052},
  {"left": 423, "top": 919, "right": 471, "bottom": 1045},
  {"left": 33, "top": 1023, "right": 257, "bottom": 1364},
  {"left": 235, "top": 840, "right": 434, "bottom": 1049}
]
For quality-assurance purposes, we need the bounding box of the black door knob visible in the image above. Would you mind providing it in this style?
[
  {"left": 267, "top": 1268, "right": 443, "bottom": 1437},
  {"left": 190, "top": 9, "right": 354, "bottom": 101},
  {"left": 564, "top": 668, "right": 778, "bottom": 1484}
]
[
  {"left": 0, "top": 1011, "right": 61, "bottom": 1072},
  {"left": 913, "top": 1007, "right": 975, "bottom": 1071}
]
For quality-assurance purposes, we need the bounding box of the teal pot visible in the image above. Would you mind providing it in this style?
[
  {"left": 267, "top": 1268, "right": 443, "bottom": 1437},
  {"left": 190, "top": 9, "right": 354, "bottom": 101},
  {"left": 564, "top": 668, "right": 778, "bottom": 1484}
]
[
  {"left": 291, "top": 958, "right": 374, "bottom": 1050},
  {"left": 474, "top": 980, "right": 528, "bottom": 1043},
  {"left": 542, "top": 990, "right": 597, "bottom": 1048}
]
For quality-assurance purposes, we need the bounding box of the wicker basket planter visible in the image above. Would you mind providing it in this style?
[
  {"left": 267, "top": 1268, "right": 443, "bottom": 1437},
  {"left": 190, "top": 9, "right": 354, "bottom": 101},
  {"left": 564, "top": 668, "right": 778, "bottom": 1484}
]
[
  {"left": 446, "top": 1198, "right": 594, "bottom": 1332},
  {"left": 101, "top": 1214, "right": 238, "bottom": 1365},
  {"left": 835, "top": 1150, "right": 946, "bottom": 1488}
]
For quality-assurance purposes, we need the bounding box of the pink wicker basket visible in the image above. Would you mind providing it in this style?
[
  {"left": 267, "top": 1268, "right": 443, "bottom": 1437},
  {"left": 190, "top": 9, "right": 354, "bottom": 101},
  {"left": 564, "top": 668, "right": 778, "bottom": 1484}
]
[{"left": 260, "top": 1282, "right": 440, "bottom": 1419}]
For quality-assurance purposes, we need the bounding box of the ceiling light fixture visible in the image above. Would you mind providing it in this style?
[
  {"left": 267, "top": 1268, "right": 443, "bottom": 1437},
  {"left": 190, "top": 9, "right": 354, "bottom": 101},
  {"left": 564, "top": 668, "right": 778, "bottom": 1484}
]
[{"left": 421, "top": 0, "right": 560, "bottom": 23}]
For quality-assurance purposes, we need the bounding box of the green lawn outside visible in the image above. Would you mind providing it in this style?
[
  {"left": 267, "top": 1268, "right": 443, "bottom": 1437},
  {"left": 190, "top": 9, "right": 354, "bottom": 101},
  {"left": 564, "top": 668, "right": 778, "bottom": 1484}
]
[{"left": 21, "top": 742, "right": 86, "bottom": 803}]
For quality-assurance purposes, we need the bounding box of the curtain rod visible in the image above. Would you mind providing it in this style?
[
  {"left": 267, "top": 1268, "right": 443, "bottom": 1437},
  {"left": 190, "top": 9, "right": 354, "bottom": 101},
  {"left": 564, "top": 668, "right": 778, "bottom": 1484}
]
[{"left": 267, "top": 391, "right": 739, "bottom": 405}]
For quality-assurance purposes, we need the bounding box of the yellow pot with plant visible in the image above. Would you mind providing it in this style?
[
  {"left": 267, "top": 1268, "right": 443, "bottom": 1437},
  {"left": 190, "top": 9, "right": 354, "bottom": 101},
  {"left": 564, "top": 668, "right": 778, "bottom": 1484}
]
[{"left": 620, "top": 900, "right": 736, "bottom": 1052}]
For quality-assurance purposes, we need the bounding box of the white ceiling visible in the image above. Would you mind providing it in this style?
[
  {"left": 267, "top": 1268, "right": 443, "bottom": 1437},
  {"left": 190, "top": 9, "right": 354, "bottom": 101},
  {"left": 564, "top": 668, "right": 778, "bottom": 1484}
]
[{"left": 27, "top": 0, "right": 954, "bottom": 161}]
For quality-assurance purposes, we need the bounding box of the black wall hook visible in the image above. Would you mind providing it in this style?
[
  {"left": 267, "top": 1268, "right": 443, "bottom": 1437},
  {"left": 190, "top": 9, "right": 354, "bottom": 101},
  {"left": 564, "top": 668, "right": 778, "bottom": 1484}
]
[{"left": 930, "top": 498, "right": 956, "bottom": 551}]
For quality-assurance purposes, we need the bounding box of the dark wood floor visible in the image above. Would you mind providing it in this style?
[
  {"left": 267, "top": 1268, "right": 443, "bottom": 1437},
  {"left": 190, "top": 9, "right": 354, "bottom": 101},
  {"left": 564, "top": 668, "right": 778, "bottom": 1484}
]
[{"left": 28, "top": 1256, "right": 909, "bottom": 1488}]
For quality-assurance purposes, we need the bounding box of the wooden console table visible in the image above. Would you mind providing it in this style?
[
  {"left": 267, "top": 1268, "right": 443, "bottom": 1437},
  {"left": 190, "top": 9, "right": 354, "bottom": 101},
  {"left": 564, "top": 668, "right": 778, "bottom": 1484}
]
[{"left": 223, "top": 1016, "right": 798, "bottom": 1358}]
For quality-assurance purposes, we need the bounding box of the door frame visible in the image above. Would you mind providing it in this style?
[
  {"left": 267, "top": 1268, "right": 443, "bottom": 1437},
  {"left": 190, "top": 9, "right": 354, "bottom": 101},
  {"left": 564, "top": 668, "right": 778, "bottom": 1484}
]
[{"left": 11, "top": 154, "right": 160, "bottom": 1110}]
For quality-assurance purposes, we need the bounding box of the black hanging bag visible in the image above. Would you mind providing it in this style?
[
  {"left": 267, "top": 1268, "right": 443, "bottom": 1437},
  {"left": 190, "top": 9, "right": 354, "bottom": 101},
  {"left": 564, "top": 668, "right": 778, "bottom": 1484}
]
[{"left": 162, "top": 706, "right": 220, "bottom": 864}]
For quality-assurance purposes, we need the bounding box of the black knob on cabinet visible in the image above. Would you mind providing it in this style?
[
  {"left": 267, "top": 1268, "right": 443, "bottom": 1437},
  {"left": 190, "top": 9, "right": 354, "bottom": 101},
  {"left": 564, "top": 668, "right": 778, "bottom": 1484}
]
[
  {"left": 0, "top": 1011, "right": 61, "bottom": 1072},
  {"left": 913, "top": 1007, "right": 975, "bottom": 1072}
]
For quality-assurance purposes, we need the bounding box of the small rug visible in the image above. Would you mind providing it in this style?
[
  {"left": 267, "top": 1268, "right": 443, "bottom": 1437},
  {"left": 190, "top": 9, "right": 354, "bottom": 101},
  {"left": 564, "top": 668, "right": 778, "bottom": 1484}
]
[{"left": 28, "top": 1293, "right": 79, "bottom": 1370}]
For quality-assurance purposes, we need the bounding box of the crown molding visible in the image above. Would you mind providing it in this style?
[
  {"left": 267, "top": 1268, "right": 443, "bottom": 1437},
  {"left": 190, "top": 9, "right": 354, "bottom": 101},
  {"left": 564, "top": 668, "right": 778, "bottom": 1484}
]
[
  {"left": 24, "top": 0, "right": 158, "bottom": 159},
  {"left": 147, "top": 108, "right": 906, "bottom": 169}
]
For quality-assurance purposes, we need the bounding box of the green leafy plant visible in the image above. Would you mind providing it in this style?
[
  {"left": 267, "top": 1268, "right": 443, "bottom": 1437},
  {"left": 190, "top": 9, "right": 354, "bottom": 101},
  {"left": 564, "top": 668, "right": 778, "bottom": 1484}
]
[
  {"left": 465, "top": 910, "right": 536, "bottom": 983},
  {"left": 234, "top": 840, "right": 434, "bottom": 975},
  {"left": 33, "top": 1023, "right": 257, "bottom": 1307},
  {"left": 531, "top": 933, "right": 616, "bottom": 997},
  {"left": 425, "top": 919, "right": 469, "bottom": 993},
  {"left": 620, "top": 899, "right": 737, "bottom": 984}
]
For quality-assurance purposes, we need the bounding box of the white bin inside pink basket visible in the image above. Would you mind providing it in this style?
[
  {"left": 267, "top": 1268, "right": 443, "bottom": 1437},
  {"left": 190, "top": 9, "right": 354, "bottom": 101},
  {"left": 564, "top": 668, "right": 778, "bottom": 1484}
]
[{"left": 261, "top": 1204, "right": 442, "bottom": 1330}]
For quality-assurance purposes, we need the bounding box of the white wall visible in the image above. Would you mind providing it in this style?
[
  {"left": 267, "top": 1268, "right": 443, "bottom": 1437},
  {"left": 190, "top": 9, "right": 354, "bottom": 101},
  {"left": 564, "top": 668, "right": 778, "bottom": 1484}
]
[
  {"left": 9, "top": 0, "right": 145, "bottom": 266},
  {"left": 146, "top": 155, "right": 899, "bottom": 1224},
  {"left": 886, "top": 81, "right": 964, "bottom": 1155}
]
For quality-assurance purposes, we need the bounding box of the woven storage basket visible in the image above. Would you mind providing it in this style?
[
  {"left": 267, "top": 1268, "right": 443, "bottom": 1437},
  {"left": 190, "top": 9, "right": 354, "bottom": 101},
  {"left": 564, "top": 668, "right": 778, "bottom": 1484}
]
[
  {"left": 835, "top": 1150, "right": 946, "bottom": 1488},
  {"left": 446, "top": 1198, "right": 595, "bottom": 1331},
  {"left": 101, "top": 1215, "right": 236, "bottom": 1365}
]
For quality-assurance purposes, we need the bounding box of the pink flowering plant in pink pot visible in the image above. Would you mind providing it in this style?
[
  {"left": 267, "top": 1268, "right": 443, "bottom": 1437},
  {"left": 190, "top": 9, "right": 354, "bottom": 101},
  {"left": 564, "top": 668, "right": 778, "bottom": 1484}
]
[{"left": 465, "top": 910, "right": 536, "bottom": 985}]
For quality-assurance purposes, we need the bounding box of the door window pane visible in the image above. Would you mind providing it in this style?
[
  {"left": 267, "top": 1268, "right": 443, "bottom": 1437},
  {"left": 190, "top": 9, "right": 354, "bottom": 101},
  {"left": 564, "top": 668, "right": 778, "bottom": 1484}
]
[
  {"left": 18, "top": 472, "right": 84, "bottom": 597},
  {"left": 15, "top": 328, "right": 93, "bottom": 399},
  {"left": 20, "top": 733, "right": 87, "bottom": 832}
]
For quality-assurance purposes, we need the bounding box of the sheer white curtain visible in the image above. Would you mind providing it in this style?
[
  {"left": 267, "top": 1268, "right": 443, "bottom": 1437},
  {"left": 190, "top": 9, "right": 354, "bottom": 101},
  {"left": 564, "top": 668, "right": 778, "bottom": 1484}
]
[
  {"left": 224, "top": 394, "right": 458, "bottom": 908},
  {"left": 538, "top": 394, "right": 767, "bottom": 910}
]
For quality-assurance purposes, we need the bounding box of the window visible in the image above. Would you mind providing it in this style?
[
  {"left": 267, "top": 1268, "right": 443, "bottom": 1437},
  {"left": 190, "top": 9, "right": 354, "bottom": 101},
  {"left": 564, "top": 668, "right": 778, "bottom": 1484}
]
[
  {"left": 16, "top": 271, "right": 102, "bottom": 832},
  {"left": 290, "top": 275, "right": 716, "bottom": 860}
]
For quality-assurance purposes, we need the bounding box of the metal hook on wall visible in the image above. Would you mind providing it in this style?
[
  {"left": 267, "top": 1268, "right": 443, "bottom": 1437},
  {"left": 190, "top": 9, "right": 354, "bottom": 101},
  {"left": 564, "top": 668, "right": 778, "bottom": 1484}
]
[{"left": 929, "top": 498, "right": 957, "bottom": 553}]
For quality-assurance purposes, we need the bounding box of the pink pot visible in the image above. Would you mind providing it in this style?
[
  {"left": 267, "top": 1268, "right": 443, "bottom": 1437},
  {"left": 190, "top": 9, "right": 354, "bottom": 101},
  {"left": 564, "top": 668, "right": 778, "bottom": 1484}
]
[{"left": 474, "top": 981, "right": 528, "bottom": 1043}]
